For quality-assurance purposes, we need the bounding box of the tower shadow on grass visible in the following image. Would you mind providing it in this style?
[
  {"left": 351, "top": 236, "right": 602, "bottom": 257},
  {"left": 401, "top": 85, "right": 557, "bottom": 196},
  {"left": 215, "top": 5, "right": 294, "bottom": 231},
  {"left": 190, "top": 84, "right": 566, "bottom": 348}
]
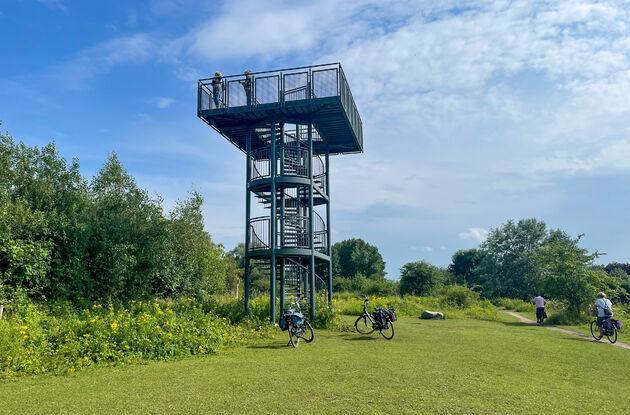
[{"left": 246, "top": 344, "right": 286, "bottom": 349}]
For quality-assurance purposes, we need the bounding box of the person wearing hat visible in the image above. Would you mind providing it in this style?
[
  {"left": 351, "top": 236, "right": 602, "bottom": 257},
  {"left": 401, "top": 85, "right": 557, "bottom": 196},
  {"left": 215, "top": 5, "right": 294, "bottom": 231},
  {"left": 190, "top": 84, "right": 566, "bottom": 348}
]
[
  {"left": 211, "top": 71, "right": 223, "bottom": 108},
  {"left": 595, "top": 292, "right": 613, "bottom": 336},
  {"left": 239, "top": 70, "right": 253, "bottom": 105}
]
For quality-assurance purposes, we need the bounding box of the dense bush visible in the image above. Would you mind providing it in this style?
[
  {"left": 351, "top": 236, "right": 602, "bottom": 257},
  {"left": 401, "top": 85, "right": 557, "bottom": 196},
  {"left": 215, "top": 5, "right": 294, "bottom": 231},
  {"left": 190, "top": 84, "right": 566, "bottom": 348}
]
[
  {"left": 399, "top": 261, "right": 446, "bottom": 296},
  {"left": 333, "top": 275, "right": 398, "bottom": 296},
  {"left": 438, "top": 285, "right": 480, "bottom": 308},
  {"left": 497, "top": 298, "right": 536, "bottom": 312}
]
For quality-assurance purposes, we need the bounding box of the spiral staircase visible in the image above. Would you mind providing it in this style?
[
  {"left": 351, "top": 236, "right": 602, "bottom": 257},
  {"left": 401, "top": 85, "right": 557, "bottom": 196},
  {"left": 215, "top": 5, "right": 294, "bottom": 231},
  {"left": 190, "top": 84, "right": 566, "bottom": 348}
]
[{"left": 197, "top": 63, "right": 363, "bottom": 321}]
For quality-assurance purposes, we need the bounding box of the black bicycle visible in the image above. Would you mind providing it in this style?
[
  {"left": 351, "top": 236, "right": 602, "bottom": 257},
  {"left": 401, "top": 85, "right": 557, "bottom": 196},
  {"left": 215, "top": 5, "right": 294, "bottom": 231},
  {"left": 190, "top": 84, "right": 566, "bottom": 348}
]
[
  {"left": 354, "top": 295, "right": 395, "bottom": 340},
  {"left": 280, "top": 298, "right": 314, "bottom": 348},
  {"left": 591, "top": 318, "right": 619, "bottom": 344}
]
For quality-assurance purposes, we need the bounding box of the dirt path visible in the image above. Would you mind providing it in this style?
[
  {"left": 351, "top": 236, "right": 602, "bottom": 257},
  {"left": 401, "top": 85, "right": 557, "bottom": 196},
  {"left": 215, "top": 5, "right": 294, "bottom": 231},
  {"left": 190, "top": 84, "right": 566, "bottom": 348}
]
[{"left": 500, "top": 310, "right": 630, "bottom": 351}]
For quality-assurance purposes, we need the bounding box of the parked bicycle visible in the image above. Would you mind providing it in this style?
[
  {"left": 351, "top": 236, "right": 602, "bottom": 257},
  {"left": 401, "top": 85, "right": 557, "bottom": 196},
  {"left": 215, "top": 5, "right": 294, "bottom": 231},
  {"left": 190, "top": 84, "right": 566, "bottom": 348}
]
[
  {"left": 590, "top": 318, "right": 622, "bottom": 344},
  {"left": 279, "top": 297, "right": 314, "bottom": 348},
  {"left": 355, "top": 295, "right": 396, "bottom": 340}
]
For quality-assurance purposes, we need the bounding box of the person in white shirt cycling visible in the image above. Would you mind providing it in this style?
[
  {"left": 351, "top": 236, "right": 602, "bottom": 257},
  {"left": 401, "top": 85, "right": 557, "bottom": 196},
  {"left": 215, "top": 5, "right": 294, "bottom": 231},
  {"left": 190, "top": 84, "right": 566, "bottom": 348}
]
[{"left": 595, "top": 292, "right": 613, "bottom": 335}]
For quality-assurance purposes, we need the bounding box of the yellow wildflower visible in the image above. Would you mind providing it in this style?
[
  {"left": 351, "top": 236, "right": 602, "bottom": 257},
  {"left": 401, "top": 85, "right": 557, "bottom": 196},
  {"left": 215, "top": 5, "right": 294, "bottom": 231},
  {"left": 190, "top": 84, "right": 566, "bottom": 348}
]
[
  {"left": 110, "top": 322, "right": 118, "bottom": 330},
  {"left": 83, "top": 334, "right": 90, "bottom": 338}
]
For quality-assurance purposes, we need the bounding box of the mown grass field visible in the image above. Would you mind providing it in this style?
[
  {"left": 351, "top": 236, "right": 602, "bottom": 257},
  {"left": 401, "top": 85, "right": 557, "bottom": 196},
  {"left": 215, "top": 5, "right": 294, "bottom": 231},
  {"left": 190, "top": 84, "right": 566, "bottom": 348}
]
[{"left": 3, "top": 314, "right": 630, "bottom": 414}]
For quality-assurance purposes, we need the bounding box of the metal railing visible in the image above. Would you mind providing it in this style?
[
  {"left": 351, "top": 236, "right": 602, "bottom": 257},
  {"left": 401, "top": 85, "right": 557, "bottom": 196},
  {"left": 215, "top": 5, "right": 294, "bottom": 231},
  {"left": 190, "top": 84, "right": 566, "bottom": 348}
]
[
  {"left": 313, "top": 211, "right": 327, "bottom": 252},
  {"left": 249, "top": 217, "right": 270, "bottom": 250},
  {"left": 249, "top": 144, "right": 326, "bottom": 183},
  {"left": 251, "top": 147, "right": 271, "bottom": 179},
  {"left": 198, "top": 63, "right": 362, "bottom": 149},
  {"left": 247, "top": 213, "right": 327, "bottom": 251}
]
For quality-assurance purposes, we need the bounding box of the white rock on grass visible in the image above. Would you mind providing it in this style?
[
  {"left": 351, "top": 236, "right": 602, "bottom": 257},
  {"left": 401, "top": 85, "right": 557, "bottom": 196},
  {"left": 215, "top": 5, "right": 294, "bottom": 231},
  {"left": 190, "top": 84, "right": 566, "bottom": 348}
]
[{"left": 420, "top": 310, "right": 445, "bottom": 319}]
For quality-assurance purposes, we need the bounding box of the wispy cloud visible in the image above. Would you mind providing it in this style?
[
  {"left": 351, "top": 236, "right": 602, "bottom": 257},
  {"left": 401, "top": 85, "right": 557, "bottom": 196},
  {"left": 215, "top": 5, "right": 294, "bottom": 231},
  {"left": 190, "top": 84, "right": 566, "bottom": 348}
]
[
  {"left": 36, "top": 0, "right": 68, "bottom": 12},
  {"left": 53, "top": 34, "right": 157, "bottom": 89},
  {"left": 458, "top": 228, "right": 489, "bottom": 243},
  {"left": 147, "top": 97, "right": 175, "bottom": 109}
]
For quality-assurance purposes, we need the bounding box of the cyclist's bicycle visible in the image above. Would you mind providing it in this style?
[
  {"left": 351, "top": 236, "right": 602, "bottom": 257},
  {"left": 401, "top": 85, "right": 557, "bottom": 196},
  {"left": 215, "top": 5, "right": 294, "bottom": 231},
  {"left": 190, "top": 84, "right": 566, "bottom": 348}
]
[
  {"left": 279, "top": 297, "right": 314, "bottom": 348},
  {"left": 591, "top": 318, "right": 620, "bottom": 344},
  {"left": 354, "top": 295, "right": 395, "bottom": 340}
]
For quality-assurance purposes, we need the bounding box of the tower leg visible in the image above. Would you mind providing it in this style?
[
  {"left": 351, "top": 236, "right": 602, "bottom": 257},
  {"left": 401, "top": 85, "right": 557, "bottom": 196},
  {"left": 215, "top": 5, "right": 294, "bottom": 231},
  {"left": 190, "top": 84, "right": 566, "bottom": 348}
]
[
  {"left": 326, "top": 149, "right": 332, "bottom": 308},
  {"left": 244, "top": 257, "right": 250, "bottom": 316},
  {"left": 308, "top": 122, "right": 316, "bottom": 321},
  {"left": 269, "top": 121, "right": 277, "bottom": 324}
]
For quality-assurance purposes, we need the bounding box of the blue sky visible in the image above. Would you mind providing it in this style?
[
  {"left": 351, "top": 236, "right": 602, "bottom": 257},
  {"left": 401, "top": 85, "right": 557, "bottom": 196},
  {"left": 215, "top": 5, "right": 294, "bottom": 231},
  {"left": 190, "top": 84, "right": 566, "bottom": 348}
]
[{"left": 2, "top": 0, "right": 630, "bottom": 278}]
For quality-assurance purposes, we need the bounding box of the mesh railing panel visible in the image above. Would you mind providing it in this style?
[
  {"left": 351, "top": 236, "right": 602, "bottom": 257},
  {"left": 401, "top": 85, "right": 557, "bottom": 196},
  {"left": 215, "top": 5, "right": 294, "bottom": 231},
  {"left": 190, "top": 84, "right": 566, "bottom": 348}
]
[
  {"left": 199, "top": 85, "right": 212, "bottom": 111},
  {"left": 228, "top": 80, "right": 247, "bottom": 107},
  {"left": 312, "top": 68, "right": 338, "bottom": 98},
  {"left": 283, "top": 72, "right": 308, "bottom": 101},
  {"left": 255, "top": 75, "right": 279, "bottom": 104}
]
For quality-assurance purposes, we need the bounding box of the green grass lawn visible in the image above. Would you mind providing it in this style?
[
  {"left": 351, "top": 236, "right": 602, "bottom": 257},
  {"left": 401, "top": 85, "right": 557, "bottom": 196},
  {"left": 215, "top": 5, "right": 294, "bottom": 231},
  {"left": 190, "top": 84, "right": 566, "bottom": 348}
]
[{"left": 3, "top": 314, "right": 630, "bottom": 414}]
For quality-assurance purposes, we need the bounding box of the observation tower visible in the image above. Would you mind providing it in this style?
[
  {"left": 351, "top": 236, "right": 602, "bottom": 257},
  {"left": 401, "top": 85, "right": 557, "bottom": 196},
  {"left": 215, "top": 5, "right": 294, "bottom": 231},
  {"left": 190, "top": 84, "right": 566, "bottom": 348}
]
[{"left": 197, "top": 63, "right": 363, "bottom": 321}]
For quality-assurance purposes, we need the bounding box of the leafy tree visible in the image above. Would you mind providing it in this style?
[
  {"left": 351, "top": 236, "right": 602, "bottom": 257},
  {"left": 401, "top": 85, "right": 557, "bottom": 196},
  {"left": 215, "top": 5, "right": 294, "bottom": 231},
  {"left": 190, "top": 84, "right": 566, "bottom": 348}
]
[
  {"left": 399, "top": 260, "right": 445, "bottom": 296},
  {"left": 448, "top": 249, "right": 486, "bottom": 287},
  {"left": 535, "top": 236, "right": 624, "bottom": 312},
  {"left": 332, "top": 238, "right": 386, "bottom": 280},
  {"left": 478, "top": 218, "right": 548, "bottom": 299}
]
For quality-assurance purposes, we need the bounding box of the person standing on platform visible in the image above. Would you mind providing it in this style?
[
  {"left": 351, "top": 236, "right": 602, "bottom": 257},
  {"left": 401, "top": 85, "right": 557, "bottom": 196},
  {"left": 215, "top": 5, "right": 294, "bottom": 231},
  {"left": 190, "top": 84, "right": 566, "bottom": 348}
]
[
  {"left": 211, "top": 71, "right": 223, "bottom": 108},
  {"left": 240, "top": 70, "right": 253, "bottom": 105}
]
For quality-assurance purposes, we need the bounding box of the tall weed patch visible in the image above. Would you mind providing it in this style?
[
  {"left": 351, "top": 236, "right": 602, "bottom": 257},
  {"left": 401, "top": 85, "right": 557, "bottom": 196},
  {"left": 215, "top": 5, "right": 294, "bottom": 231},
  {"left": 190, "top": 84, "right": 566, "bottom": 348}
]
[{"left": 0, "top": 299, "right": 272, "bottom": 378}]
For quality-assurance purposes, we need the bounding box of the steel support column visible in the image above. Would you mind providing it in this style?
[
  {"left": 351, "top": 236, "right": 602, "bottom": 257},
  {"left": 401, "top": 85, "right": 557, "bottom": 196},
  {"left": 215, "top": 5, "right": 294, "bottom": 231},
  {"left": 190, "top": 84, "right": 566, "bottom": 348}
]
[
  {"left": 269, "top": 122, "right": 277, "bottom": 323},
  {"left": 244, "top": 129, "right": 252, "bottom": 316},
  {"left": 325, "top": 149, "right": 332, "bottom": 307},
  {"left": 308, "top": 123, "right": 316, "bottom": 321}
]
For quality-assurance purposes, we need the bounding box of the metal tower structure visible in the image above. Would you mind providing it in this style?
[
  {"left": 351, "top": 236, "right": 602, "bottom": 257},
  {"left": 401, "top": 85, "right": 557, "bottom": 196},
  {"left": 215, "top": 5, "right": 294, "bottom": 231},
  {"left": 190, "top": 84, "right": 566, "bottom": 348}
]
[{"left": 197, "top": 63, "right": 363, "bottom": 322}]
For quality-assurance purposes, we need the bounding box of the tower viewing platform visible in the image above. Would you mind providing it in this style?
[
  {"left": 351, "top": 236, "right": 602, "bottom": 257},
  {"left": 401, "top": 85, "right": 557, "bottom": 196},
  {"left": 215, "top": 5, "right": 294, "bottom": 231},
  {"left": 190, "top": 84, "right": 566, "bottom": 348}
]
[
  {"left": 197, "top": 63, "right": 363, "bottom": 322},
  {"left": 197, "top": 63, "right": 363, "bottom": 155}
]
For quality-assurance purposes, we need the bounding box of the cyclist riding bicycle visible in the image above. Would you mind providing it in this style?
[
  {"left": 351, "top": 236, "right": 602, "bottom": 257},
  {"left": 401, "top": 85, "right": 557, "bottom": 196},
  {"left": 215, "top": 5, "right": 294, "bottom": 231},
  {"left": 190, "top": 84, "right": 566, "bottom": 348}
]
[{"left": 594, "top": 292, "right": 613, "bottom": 336}]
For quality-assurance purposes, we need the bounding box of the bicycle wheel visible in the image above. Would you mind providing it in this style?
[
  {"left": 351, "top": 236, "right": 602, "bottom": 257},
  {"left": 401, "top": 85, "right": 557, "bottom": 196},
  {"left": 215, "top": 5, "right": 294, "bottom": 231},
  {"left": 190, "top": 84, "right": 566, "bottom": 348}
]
[
  {"left": 380, "top": 321, "right": 394, "bottom": 340},
  {"left": 607, "top": 327, "right": 618, "bottom": 344},
  {"left": 355, "top": 315, "right": 375, "bottom": 335},
  {"left": 301, "top": 320, "right": 314, "bottom": 343},
  {"left": 590, "top": 320, "right": 603, "bottom": 341},
  {"left": 288, "top": 324, "right": 300, "bottom": 348}
]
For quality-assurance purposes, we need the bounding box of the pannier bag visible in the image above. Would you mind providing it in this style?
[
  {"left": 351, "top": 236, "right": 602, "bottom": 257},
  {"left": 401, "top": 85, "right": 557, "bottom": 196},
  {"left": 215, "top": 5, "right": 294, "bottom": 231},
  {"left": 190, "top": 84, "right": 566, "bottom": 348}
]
[
  {"left": 602, "top": 319, "right": 613, "bottom": 331},
  {"left": 374, "top": 307, "right": 397, "bottom": 322},
  {"left": 387, "top": 308, "right": 397, "bottom": 322},
  {"left": 278, "top": 311, "right": 304, "bottom": 331},
  {"left": 615, "top": 320, "right": 623, "bottom": 330}
]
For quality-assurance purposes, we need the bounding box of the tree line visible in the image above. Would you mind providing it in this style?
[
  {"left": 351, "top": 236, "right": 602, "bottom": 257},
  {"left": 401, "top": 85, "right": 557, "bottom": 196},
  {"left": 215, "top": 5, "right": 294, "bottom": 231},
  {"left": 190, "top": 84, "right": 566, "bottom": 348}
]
[
  {"left": 330, "top": 219, "right": 629, "bottom": 313},
  {"left": 2, "top": 130, "right": 628, "bottom": 316}
]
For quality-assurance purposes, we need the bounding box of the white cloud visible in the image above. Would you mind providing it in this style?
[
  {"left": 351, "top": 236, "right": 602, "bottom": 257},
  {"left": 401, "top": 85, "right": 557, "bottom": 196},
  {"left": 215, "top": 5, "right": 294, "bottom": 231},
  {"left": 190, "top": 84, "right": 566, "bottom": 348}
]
[
  {"left": 458, "top": 228, "right": 489, "bottom": 242},
  {"left": 421, "top": 246, "right": 434, "bottom": 252},
  {"left": 36, "top": 0, "right": 67, "bottom": 12},
  {"left": 54, "top": 34, "right": 157, "bottom": 89},
  {"left": 147, "top": 97, "right": 175, "bottom": 109}
]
